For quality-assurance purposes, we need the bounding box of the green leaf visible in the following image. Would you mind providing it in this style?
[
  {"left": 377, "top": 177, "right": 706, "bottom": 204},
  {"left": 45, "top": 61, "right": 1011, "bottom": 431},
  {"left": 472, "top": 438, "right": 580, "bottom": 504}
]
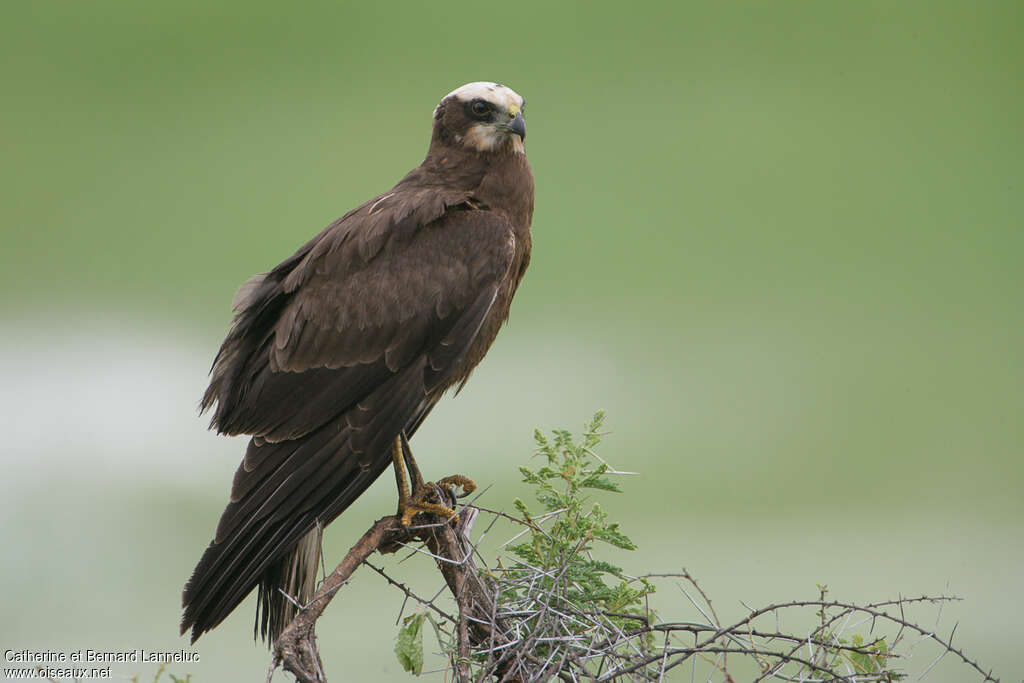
[
  {"left": 493, "top": 412, "right": 659, "bottom": 674},
  {"left": 593, "top": 523, "right": 637, "bottom": 550},
  {"left": 580, "top": 475, "right": 620, "bottom": 492},
  {"left": 395, "top": 612, "right": 425, "bottom": 675}
]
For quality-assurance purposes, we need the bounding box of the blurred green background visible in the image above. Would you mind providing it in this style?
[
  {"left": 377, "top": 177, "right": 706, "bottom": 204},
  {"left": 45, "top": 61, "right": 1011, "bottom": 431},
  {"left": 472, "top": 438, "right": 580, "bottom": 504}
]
[{"left": 2, "top": 1, "right": 1021, "bottom": 681}]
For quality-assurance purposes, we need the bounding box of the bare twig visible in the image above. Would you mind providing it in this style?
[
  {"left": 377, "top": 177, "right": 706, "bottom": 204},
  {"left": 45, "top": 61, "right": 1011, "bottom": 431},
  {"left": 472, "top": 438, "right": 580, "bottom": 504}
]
[
  {"left": 263, "top": 503, "right": 998, "bottom": 683},
  {"left": 270, "top": 517, "right": 398, "bottom": 683}
]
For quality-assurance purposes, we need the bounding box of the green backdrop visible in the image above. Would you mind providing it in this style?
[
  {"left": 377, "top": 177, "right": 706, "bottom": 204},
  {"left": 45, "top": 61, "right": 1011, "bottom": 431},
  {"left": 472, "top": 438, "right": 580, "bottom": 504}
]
[{"left": 1, "top": 1, "right": 1020, "bottom": 681}]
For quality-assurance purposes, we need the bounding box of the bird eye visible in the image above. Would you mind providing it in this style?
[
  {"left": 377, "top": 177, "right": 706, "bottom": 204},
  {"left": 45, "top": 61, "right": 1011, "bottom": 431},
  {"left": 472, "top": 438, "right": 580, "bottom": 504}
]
[{"left": 470, "top": 100, "right": 490, "bottom": 117}]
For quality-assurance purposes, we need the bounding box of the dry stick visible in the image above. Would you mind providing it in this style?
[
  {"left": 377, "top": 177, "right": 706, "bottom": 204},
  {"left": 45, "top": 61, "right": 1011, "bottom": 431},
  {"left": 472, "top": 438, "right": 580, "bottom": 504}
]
[
  {"left": 422, "top": 508, "right": 523, "bottom": 683},
  {"left": 268, "top": 508, "right": 529, "bottom": 683},
  {"left": 597, "top": 597, "right": 994, "bottom": 683},
  {"left": 747, "top": 598, "right": 993, "bottom": 683},
  {"left": 266, "top": 508, "right": 996, "bottom": 683},
  {"left": 458, "top": 575, "right": 472, "bottom": 682},
  {"left": 269, "top": 516, "right": 399, "bottom": 683},
  {"left": 363, "top": 560, "right": 457, "bottom": 625}
]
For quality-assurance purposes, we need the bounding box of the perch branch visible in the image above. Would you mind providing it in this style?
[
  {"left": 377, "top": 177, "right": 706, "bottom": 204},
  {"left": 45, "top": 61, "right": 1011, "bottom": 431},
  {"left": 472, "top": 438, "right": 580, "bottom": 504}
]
[{"left": 267, "top": 506, "right": 524, "bottom": 683}]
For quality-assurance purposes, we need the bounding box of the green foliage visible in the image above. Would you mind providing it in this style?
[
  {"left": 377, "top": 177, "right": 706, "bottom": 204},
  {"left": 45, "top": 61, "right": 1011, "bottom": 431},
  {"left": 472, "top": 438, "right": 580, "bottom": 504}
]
[
  {"left": 503, "top": 411, "right": 654, "bottom": 638},
  {"left": 394, "top": 412, "right": 654, "bottom": 678},
  {"left": 847, "top": 634, "right": 895, "bottom": 677},
  {"left": 390, "top": 414, "right": 987, "bottom": 681},
  {"left": 796, "top": 630, "right": 899, "bottom": 681},
  {"left": 395, "top": 612, "right": 426, "bottom": 675},
  {"left": 793, "top": 586, "right": 900, "bottom": 681}
]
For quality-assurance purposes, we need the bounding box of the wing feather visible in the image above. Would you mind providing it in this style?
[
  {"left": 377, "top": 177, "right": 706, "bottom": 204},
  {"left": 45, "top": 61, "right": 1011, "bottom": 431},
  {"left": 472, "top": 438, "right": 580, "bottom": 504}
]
[{"left": 183, "top": 191, "right": 519, "bottom": 643}]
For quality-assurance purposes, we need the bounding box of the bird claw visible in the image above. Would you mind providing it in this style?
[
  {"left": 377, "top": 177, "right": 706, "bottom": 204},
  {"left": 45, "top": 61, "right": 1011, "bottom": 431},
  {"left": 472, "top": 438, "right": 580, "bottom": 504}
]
[
  {"left": 398, "top": 475, "right": 476, "bottom": 527},
  {"left": 399, "top": 489, "right": 456, "bottom": 526},
  {"left": 437, "top": 474, "right": 477, "bottom": 499}
]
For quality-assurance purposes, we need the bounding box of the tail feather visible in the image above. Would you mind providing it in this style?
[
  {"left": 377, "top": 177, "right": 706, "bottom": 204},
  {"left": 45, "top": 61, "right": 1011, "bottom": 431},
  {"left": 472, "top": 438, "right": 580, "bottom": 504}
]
[
  {"left": 256, "top": 524, "right": 322, "bottom": 642},
  {"left": 182, "top": 357, "right": 434, "bottom": 644},
  {"left": 180, "top": 429, "right": 389, "bottom": 644}
]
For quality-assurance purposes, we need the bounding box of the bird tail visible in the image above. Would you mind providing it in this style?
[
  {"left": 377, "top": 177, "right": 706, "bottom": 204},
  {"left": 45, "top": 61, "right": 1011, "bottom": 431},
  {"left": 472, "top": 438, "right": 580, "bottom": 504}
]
[
  {"left": 182, "top": 359, "right": 432, "bottom": 644},
  {"left": 180, "top": 420, "right": 389, "bottom": 645},
  {"left": 255, "top": 524, "right": 322, "bottom": 643}
]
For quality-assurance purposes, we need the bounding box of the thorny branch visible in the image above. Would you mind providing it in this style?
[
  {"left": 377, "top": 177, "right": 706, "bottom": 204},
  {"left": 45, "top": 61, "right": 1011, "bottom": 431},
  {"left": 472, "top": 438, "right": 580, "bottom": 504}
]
[
  {"left": 267, "top": 497, "right": 529, "bottom": 683},
  {"left": 263, "top": 411, "right": 997, "bottom": 683},
  {"left": 266, "top": 516, "right": 397, "bottom": 683},
  {"left": 264, "top": 502, "right": 998, "bottom": 683}
]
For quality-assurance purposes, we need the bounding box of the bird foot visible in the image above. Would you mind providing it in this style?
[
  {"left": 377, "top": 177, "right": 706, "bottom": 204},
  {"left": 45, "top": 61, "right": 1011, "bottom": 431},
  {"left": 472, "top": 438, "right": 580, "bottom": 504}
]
[
  {"left": 398, "top": 475, "right": 477, "bottom": 527},
  {"left": 437, "top": 474, "right": 477, "bottom": 499},
  {"left": 399, "top": 486, "right": 456, "bottom": 527}
]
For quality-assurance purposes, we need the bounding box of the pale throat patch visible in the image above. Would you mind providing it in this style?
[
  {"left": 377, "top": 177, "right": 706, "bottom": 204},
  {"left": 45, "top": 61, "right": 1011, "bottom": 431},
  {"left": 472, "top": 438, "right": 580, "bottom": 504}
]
[{"left": 462, "top": 124, "right": 525, "bottom": 153}]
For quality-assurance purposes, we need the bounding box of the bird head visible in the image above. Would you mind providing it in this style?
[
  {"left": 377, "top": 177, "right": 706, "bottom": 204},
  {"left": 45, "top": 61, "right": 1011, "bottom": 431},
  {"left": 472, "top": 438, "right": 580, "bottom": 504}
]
[{"left": 433, "top": 82, "right": 526, "bottom": 154}]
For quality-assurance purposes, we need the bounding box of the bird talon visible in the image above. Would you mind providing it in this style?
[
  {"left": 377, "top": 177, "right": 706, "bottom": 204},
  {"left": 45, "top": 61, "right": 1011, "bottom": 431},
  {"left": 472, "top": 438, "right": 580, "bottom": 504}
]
[
  {"left": 399, "top": 485, "right": 459, "bottom": 526},
  {"left": 437, "top": 474, "right": 477, "bottom": 499}
]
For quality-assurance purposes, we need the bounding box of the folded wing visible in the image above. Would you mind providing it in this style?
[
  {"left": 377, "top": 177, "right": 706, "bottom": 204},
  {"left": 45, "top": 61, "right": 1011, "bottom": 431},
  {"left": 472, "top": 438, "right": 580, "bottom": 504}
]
[{"left": 181, "top": 191, "right": 517, "bottom": 642}]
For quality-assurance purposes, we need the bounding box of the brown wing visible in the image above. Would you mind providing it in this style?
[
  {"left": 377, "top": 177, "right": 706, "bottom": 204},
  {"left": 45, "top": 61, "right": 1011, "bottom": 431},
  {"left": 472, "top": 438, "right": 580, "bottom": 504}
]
[{"left": 181, "top": 190, "right": 517, "bottom": 643}]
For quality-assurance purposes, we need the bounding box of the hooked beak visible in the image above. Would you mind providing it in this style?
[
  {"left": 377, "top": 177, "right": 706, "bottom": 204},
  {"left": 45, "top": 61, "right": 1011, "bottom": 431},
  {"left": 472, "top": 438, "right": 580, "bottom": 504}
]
[{"left": 506, "top": 111, "right": 526, "bottom": 140}]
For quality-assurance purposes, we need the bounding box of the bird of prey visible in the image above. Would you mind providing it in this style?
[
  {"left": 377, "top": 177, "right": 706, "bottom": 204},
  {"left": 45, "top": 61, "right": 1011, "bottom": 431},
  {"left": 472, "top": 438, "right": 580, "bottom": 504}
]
[{"left": 181, "top": 82, "right": 533, "bottom": 644}]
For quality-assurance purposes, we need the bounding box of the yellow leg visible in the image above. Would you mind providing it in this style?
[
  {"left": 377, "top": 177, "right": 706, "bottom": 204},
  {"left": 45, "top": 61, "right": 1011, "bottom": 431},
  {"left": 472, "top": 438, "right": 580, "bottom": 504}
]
[
  {"left": 399, "top": 432, "right": 425, "bottom": 493},
  {"left": 392, "top": 433, "right": 478, "bottom": 526},
  {"left": 392, "top": 436, "right": 411, "bottom": 514}
]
